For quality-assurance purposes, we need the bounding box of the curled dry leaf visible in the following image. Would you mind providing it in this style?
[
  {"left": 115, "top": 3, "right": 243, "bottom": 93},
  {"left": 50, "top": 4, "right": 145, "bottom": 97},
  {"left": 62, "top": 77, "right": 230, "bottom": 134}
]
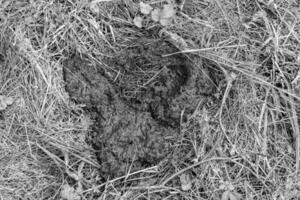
[
  {"left": 89, "top": 0, "right": 112, "bottom": 14},
  {"left": 252, "top": 10, "right": 267, "bottom": 22},
  {"left": 0, "top": 95, "right": 13, "bottom": 111},
  {"left": 229, "top": 192, "right": 241, "bottom": 200},
  {"left": 161, "top": 4, "right": 176, "bottom": 19},
  {"left": 151, "top": 8, "right": 161, "bottom": 22},
  {"left": 140, "top": 2, "right": 153, "bottom": 15},
  {"left": 165, "top": 31, "right": 188, "bottom": 50},
  {"left": 221, "top": 190, "right": 230, "bottom": 200},
  {"left": 179, "top": 173, "right": 192, "bottom": 191},
  {"left": 60, "top": 184, "right": 80, "bottom": 200},
  {"left": 221, "top": 190, "right": 241, "bottom": 200},
  {"left": 133, "top": 16, "right": 143, "bottom": 28},
  {"left": 160, "top": 4, "right": 176, "bottom": 26},
  {"left": 229, "top": 144, "right": 237, "bottom": 156},
  {"left": 219, "top": 181, "right": 234, "bottom": 191},
  {"left": 159, "top": 18, "right": 172, "bottom": 26},
  {"left": 150, "top": 4, "right": 176, "bottom": 26}
]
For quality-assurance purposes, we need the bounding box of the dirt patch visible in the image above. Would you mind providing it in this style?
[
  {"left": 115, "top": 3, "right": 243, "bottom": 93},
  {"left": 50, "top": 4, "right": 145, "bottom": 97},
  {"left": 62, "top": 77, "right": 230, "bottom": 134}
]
[{"left": 63, "top": 39, "right": 220, "bottom": 178}]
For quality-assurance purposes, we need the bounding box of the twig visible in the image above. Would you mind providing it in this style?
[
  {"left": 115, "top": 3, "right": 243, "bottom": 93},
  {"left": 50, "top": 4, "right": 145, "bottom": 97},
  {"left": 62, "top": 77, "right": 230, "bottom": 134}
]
[
  {"left": 83, "top": 165, "right": 159, "bottom": 193},
  {"left": 162, "top": 45, "right": 247, "bottom": 57},
  {"left": 161, "top": 157, "right": 228, "bottom": 186},
  {"left": 289, "top": 88, "right": 300, "bottom": 172},
  {"left": 218, "top": 67, "right": 237, "bottom": 145}
]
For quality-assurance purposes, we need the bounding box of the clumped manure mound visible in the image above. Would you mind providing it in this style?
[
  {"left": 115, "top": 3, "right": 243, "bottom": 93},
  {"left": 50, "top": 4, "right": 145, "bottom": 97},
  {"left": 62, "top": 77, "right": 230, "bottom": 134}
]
[{"left": 63, "top": 36, "right": 220, "bottom": 177}]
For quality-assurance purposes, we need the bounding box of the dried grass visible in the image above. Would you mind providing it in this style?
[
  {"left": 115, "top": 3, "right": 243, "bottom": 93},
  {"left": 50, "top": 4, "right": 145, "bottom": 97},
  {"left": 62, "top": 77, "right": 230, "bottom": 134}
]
[{"left": 0, "top": 0, "right": 299, "bottom": 199}]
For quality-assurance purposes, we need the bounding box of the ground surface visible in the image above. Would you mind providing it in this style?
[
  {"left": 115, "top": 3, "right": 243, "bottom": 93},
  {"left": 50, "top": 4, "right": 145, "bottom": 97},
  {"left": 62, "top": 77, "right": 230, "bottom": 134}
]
[{"left": 0, "top": 0, "right": 300, "bottom": 199}]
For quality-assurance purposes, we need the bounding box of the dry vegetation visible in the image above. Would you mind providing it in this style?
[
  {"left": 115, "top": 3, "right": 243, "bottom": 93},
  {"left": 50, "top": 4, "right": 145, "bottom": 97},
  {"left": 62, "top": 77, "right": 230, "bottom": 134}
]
[{"left": 0, "top": 0, "right": 300, "bottom": 199}]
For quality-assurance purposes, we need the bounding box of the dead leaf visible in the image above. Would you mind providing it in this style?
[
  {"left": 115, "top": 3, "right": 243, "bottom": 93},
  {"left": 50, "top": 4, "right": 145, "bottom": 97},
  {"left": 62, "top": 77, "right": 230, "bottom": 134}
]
[
  {"left": 89, "top": 3, "right": 99, "bottom": 14},
  {"left": 133, "top": 16, "right": 143, "bottom": 28},
  {"left": 60, "top": 184, "right": 80, "bottom": 200},
  {"left": 87, "top": 18, "right": 99, "bottom": 29},
  {"left": 0, "top": 95, "right": 13, "bottom": 111},
  {"left": 140, "top": 2, "right": 153, "bottom": 15},
  {"left": 221, "top": 191, "right": 230, "bottom": 200},
  {"left": 221, "top": 190, "right": 241, "bottom": 200},
  {"left": 151, "top": 8, "right": 161, "bottom": 22},
  {"left": 229, "top": 144, "right": 237, "bottom": 156},
  {"left": 150, "top": 4, "right": 175, "bottom": 26},
  {"left": 179, "top": 173, "right": 192, "bottom": 191},
  {"left": 159, "top": 18, "right": 172, "bottom": 26},
  {"left": 229, "top": 192, "right": 241, "bottom": 200},
  {"left": 252, "top": 10, "right": 267, "bottom": 23},
  {"left": 161, "top": 4, "right": 176, "bottom": 19},
  {"left": 219, "top": 181, "right": 234, "bottom": 191},
  {"left": 287, "top": 143, "right": 294, "bottom": 154},
  {"left": 158, "top": 4, "right": 176, "bottom": 26},
  {"left": 89, "top": 0, "right": 112, "bottom": 13},
  {"left": 164, "top": 31, "right": 188, "bottom": 49}
]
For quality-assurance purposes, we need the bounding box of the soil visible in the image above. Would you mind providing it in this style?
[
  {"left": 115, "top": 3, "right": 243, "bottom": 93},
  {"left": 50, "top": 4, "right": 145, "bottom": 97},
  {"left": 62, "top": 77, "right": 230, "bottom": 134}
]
[{"left": 63, "top": 39, "right": 221, "bottom": 178}]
